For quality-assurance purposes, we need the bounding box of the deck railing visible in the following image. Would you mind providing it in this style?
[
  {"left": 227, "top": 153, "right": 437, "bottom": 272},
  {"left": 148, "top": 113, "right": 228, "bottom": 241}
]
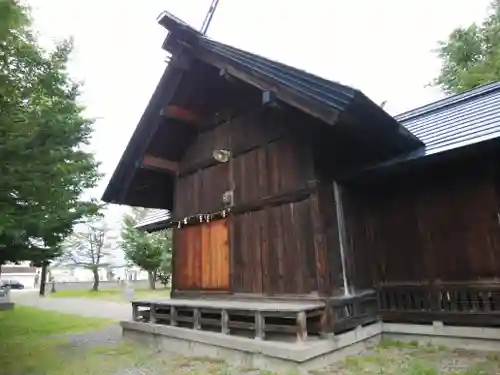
[
  {"left": 325, "top": 290, "right": 379, "bottom": 334},
  {"left": 379, "top": 282, "right": 500, "bottom": 326}
]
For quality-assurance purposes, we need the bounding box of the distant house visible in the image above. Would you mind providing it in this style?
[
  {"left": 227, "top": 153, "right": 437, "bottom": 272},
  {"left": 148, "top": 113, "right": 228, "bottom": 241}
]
[
  {"left": 1, "top": 262, "right": 38, "bottom": 289},
  {"left": 49, "top": 264, "right": 149, "bottom": 283}
]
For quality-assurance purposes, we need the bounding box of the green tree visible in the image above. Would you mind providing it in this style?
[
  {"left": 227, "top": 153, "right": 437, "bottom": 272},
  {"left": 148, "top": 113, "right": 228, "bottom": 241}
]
[
  {"left": 433, "top": 0, "right": 500, "bottom": 94},
  {"left": 120, "top": 209, "right": 168, "bottom": 290},
  {"left": 156, "top": 230, "right": 173, "bottom": 289},
  {"left": 0, "top": 1, "right": 100, "bottom": 268}
]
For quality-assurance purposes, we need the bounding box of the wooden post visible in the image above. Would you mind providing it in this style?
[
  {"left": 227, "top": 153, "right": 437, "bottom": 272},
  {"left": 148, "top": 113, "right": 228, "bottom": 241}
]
[
  {"left": 296, "top": 311, "right": 307, "bottom": 342},
  {"left": 132, "top": 303, "right": 139, "bottom": 321},
  {"left": 255, "top": 311, "right": 265, "bottom": 340},
  {"left": 194, "top": 308, "right": 201, "bottom": 330},
  {"left": 430, "top": 283, "right": 440, "bottom": 312},
  {"left": 171, "top": 306, "right": 178, "bottom": 326},
  {"left": 319, "top": 305, "right": 330, "bottom": 338},
  {"left": 150, "top": 303, "right": 157, "bottom": 324},
  {"left": 221, "top": 309, "right": 229, "bottom": 335}
]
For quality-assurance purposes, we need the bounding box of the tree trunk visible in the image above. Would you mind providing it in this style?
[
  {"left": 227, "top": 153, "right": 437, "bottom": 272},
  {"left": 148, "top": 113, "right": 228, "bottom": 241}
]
[
  {"left": 92, "top": 268, "right": 99, "bottom": 291},
  {"left": 148, "top": 271, "right": 156, "bottom": 290},
  {"left": 39, "top": 262, "right": 48, "bottom": 296}
]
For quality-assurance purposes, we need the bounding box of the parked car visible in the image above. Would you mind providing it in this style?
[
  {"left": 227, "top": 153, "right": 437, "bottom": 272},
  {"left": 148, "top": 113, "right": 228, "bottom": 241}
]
[{"left": 0, "top": 280, "right": 25, "bottom": 290}]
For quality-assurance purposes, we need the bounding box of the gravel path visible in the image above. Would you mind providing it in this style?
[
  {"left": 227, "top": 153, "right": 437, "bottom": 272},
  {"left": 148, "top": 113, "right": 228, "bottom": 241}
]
[
  {"left": 11, "top": 293, "right": 157, "bottom": 374},
  {"left": 60, "top": 324, "right": 123, "bottom": 348},
  {"left": 11, "top": 292, "right": 132, "bottom": 320}
]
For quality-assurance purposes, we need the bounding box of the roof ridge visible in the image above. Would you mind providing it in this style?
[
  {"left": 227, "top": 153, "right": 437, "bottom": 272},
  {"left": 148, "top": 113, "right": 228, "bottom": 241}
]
[
  {"left": 158, "top": 11, "right": 358, "bottom": 99},
  {"left": 201, "top": 38, "right": 356, "bottom": 95},
  {"left": 396, "top": 81, "right": 500, "bottom": 122}
]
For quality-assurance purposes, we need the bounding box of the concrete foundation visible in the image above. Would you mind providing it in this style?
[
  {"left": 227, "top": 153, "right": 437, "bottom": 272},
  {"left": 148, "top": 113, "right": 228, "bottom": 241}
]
[
  {"left": 383, "top": 322, "right": 500, "bottom": 352},
  {"left": 121, "top": 320, "right": 382, "bottom": 373},
  {"left": 121, "top": 320, "right": 500, "bottom": 372}
]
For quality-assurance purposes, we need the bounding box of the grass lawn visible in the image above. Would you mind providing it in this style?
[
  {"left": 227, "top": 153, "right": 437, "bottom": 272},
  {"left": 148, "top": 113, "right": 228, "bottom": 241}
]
[
  {"left": 0, "top": 306, "right": 123, "bottom": 375},
  {"left": 2, "top": 307, "right": 499, "bottom": 374},
  {"left": 49, "top": 286, "right": 171, "bottom": 302}
]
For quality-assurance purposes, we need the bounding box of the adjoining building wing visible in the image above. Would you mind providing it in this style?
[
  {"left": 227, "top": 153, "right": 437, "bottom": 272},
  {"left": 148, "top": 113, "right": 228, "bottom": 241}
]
[
  {"left": 135, "top": 209, "right": 171, "bottom": 232},
  {"left": 348, "top": 81, "right": 500, "bottom": 180},
  {"left": 397, "top": 81, "right": 500, "bottom": 155}
]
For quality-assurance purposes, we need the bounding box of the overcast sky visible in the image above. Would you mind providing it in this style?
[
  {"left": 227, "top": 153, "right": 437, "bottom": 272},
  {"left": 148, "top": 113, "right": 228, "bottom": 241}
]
[{"left": 28, "top": 0, "right": 492, "bottom": 228}]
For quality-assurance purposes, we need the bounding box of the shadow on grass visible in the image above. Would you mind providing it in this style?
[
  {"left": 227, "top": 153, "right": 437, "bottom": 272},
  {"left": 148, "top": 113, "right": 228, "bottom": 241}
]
[
  {"left": 0, "top": 306, "right": 121, "bottom": 375},
  {"left": 49, "top": 287, "right": 171, "bottom": 302}
]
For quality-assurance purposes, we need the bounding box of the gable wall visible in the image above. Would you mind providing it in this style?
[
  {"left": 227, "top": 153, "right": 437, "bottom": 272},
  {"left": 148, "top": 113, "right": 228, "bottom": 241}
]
[{"left": 172, "top": 102, "right": 342, "bottom": 296}]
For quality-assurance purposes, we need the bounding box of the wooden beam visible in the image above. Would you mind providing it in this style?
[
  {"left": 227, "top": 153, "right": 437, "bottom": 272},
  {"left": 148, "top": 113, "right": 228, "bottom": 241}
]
[
  {"left": 164, "top": 181, "right": 320, "bottom": 229},
  {"left": 201, "top": 51, "right": 340, "bottom": 125},
  {"left": 162, "top": 105, "right": 202, "bottom": 124},
  {"left": 142, "top": 155, "right": 179, "bottom": 173},
  {"left": 179, "top": 133, "right": 287, "bottom": 178},
  {"left": 262, "top": 90, "right": 280, "bottom": 108},
  {"left": 219, "top": 68, "right": 238, "bottom": 83}
]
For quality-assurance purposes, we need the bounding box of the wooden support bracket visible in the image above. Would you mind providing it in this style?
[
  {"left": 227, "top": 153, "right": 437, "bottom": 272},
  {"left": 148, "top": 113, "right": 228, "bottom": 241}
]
[
  {"left": 141, "top": 155, "right": 179, "bottom": 173},
  {"left": 262, "top": 90, "right": 280, "bottom": 108},
  {"left": 162, "top": 105, "right": 203, "bottom": 124}
]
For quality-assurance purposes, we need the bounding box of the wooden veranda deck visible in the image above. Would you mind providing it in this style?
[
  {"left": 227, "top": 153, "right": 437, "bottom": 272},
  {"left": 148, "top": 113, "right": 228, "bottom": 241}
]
[
  {"left": 130, "top": 291, "right": 379, "bottom": 342},
  {"left": 132, "top": 298, "right": 326, "bottom": 342}
]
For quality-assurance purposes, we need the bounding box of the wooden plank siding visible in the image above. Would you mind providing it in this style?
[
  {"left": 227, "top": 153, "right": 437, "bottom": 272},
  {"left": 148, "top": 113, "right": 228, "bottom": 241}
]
[
  {"left": 174, "top": 109, "right": 310, "bottom": 219},
  {"left": 231, "top": 199, "right": 318, "bottom": 295},
  {"left": 201, "top": 219, "right": 230, "bottom": 290},
  {"left": 174, "top": 225, "right": 202, "bottom": 290},
  {"left": 174, "top": 219, "right": 230, "bottom": 291},
  {"left": 172, "top": 105, "right": 342, "bottom": 297},
  {"left": 342, "top": 162, "right": 500, "bottom": 289}
]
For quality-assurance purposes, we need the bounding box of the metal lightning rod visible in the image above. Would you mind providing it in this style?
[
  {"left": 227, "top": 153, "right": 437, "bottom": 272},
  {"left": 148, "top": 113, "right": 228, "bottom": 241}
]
[{"left": 200, "top": 0, "right": 221, "bottom": 35}]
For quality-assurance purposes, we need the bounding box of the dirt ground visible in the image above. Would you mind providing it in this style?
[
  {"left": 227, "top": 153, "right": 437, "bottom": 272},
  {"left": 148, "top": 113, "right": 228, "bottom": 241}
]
[
  {"left": 103, "top": 338, "right": 500, "bottom": 375},
  {"left": 312, "top": 340, "right": 500, "bottom": 375}
]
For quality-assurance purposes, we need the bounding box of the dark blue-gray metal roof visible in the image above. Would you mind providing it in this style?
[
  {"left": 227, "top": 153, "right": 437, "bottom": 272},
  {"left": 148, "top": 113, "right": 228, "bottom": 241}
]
[
  {"left": 396, "top": 81, "right": 500, "bottom": 156},
  {"left": 348, "top": 81, "right": 500, "bottom": 176},
  {"left": 135, "top": 209, "right": 171, "bottom": 232},
  {"left": 158, "top": 11, "right": 422, "bottom": 150},
  {"left": 159, "top": 10, "right": 356, "bottom": 113},
  {"left": 200, "top": 38, "right": 356, "bottom": 113}
]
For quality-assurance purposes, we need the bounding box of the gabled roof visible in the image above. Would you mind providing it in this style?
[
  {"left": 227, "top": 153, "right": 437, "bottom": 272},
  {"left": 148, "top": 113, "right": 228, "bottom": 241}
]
[
  {"left": 135, "top": 209, "right": 171, "bottom": 232},
  {"left": 159, "top": 11, "right": 421, "bottom": 148},
  {"left": 158, "top": 12, "right": 359, "bottom": 114},
  {"left": 101, "top": 11, "right": 423, "bottom": 208}
]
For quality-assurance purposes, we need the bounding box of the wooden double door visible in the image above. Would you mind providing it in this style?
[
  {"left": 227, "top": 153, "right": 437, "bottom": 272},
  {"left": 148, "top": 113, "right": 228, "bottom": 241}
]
[{"left": 174, "top": 218, "right": 230, "bottom": 291}]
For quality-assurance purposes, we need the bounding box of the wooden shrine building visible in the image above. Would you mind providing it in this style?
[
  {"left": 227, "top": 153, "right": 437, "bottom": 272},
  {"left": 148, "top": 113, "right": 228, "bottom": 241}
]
[{"left": 103, "top": 12, "right": 500, "bottom": 339}]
